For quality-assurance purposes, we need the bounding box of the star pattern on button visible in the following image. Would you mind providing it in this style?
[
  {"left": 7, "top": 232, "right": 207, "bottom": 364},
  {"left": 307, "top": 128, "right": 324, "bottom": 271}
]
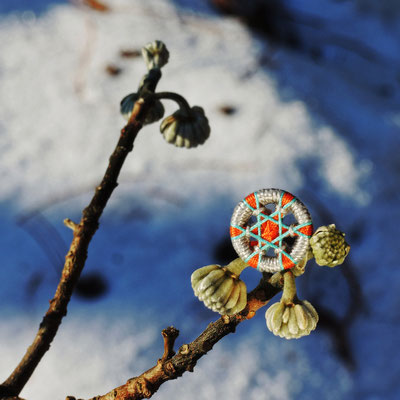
[{"left": 230, "top": 191, "right": 313, "bottom": 270}]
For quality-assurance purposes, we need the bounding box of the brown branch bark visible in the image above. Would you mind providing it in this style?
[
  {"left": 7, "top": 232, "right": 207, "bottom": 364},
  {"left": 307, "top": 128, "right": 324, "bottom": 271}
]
[
  {"left": 0, "top": 98, "right": 153, "bottom": 399},
  {"left": 160, "top": 327, "right": 179, "bottom": 362},
  {"left": 72, "top": 273, "right": 283, "bottom": 400}
]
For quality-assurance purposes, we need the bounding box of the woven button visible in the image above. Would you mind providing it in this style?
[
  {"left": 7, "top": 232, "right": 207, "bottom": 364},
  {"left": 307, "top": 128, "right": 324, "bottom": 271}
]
[{"left": 230, "top": 189, "right": 313, "bottom": 273}]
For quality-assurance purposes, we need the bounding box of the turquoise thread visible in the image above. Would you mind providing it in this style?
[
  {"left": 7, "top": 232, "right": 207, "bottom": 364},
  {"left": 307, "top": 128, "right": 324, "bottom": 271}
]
[
  {"left": 243, "top": 199, "right": 255, "bottom": 212},
  {"left": 230, "top": 225, "right": 248, "bottom": 239},
  {"left": 283, "top": 197, "right": 296, "bottom": 210},
  {"left": 291, "top": 221, "right": 312, "bottom": 238},
  {"left": 278, "top": 193, "right": 284, "bottom": 259},
  {"left": 233, "top": 215, "right": 310, "bottom": 242},
  {"left": 254, "top": 191, "right": 263, "bottom": 267}
]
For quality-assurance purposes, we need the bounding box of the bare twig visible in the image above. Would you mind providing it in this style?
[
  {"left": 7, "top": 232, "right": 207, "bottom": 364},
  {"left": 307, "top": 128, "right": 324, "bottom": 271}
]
[
  {"left": 160, "top": 327, "right": 180, "bottom": 362},
  {"left": 64, "top": 218, "right": 79, "bottom": 232},
  {"left": 70, "top": 273, "right": 282, "bottom": 400},
  {"left": 0, "top": 96, "right": 156, "bottom": 399}
]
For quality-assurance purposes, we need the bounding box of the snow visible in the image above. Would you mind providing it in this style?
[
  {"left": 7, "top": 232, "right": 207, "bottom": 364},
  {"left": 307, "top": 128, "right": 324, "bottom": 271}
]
[{"left": 0, "top": 0, "right": 399, "bottom": 399}]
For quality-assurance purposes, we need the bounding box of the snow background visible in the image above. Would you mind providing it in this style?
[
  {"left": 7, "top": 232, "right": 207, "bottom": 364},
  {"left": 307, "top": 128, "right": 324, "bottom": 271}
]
[{"left": 0, "top": 0, "right": 399, "bottom": 399}]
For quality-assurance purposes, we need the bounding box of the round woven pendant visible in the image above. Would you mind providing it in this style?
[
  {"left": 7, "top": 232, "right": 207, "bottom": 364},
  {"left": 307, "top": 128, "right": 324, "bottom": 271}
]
[{"left": 230, "top": 189, "right": 313, "bottom": 273}]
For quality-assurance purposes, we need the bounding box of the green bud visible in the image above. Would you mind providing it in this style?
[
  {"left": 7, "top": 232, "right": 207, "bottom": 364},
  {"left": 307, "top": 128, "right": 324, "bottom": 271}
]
[
  {"left": 160, "top": 106, "right": 210, "bottom": 148},
  {"left": 310, "top": 224, "right": 350, "bottom": 267},
  {"left": 120, "top": 93, "right": 164, "bottom": 125},
  {"left": 265, "top": 300, "right": 318, "bottom": 339},
  {"left": 191, "top": 262, "right": 247, "bottom": 315},
  {"left": 142, "top": 40, "right": 169, "bottom": 70}
]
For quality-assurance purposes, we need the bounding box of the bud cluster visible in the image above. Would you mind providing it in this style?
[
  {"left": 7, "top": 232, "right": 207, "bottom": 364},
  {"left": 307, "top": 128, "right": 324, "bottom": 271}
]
[
  {"left": 266, "top": 300, "right": 318, "bottom": 339},
  {"left": 120, "top": 40, "right": 211, "bottom": 148},
  {"left": 310, "top": 224, "right": 350, "bottom": 267},
  {"left": 191, "top": 259, "right": 248, "bottom": 315}
]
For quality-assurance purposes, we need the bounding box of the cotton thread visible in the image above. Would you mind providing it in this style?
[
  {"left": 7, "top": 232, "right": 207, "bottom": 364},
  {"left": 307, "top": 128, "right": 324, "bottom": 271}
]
[{"left": 230, "top": 189, "right": 313, "bottom": 273}]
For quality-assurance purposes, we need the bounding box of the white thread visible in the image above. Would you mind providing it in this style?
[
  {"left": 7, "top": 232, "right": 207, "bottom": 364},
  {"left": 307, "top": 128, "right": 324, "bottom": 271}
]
[{"left": 230, "top": 189, "right": 312, "bottom": 273}]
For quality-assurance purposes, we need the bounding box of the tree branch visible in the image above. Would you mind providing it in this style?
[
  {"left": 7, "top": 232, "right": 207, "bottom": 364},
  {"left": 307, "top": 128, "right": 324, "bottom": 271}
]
[
  {"left": 0, "top": 97, "right": 155, "bottom": 398},
  {"left": 73, "top": 273, "right": 283, "bottom": 400}
]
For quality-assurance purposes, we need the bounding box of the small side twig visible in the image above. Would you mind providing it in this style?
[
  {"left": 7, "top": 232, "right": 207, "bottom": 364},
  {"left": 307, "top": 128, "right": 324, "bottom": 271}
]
[
  {"left": 160, "top": 327, "right": 179, "bottom": 362},
  {"left": 64, "top": 218, "right": 79, "bottom": 231},
  {"left": 0, "top": 94, "right": 158, "bottom": 398},
  {"left": 75, "top": 273, "right": 282, "bottom": 400}
]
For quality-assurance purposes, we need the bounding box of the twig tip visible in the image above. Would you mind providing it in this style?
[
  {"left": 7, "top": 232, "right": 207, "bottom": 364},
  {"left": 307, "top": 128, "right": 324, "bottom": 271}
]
[{"left": 63, "top": 218, "right": 79, "bottom": 231}]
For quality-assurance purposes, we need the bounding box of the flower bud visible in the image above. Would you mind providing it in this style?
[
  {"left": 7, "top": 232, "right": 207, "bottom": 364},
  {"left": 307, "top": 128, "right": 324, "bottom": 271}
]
[
  {"left": 160, "top": 106, "right": 210, "bottom": 148},
  {"left": 310, "top": 224, "right": 350, "bottom": 267},
  {"left": 142, "top": 40, "right": 169, "bottom": 70},
  {"left": 120, "top": 93, "right": 164, "bottom": 125},
  {"left": 265, "top": 300, "right": 318, "bottom": 339},
  {"left": 191, "top": 261, "right": 247, "bottom": 315}
]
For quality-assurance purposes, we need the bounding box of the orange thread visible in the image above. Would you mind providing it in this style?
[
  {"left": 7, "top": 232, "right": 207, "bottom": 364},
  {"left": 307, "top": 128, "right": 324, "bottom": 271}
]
[
  {"left": 282, "top": 254, "right": 295, "bottom": 269},
  {"left": 250, "top": 215, "right": 288, "bottom": 245},
  {"left": 230, "top": 226, "right": 242, "bottom": 238},
  {"left": 245, "top": 193, "right": 257, "bottom": 209},
  {"left": 298, "top": 225, "right": 313, "bottom": 236},
  {"left": 248, "top": 254, "right": 259, "bottom": 269},
  {"left": 261, "top": 216, "right": 284, "bottom": 242},
  {"left": 281, "top": 192, "right": 295, "bottom": 207},
  {"left": 82, "top": 0, "right": 110, "bottom": 12}
]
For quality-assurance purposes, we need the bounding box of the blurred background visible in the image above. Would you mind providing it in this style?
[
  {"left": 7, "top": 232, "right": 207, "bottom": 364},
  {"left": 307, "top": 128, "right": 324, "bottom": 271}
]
[{"left": 0, "top": 0, "right": 399, "bottom": 399}]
